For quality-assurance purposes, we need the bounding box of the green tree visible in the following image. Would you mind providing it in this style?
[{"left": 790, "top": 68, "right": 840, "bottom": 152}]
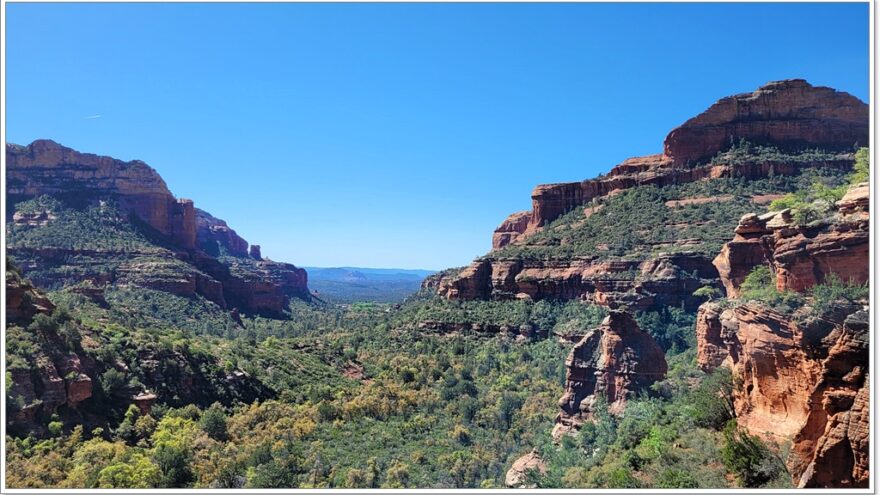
[{"left": 199, "top": 402, "right": 228, "bottom": 441}]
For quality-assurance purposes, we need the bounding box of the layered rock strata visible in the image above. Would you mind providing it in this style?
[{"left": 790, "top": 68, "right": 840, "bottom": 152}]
[
  {"left": 6, "top": 140, "right": 310, "bottom": 316},
  {"left": 696, "top": 182, "right": 869, "bottom": 488},
  {"left": 490, "top": 80, "right": 867, "bottom": 250},
  {"left": 436, "top": 252, "right": 720, "bottom": 311},
  {"left": 713, "top": 182, "right": 869, "bottom": 296}
]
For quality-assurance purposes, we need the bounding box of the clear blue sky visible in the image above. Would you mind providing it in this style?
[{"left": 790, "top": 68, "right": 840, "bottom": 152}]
[{"left": 6, "top": 3, "right": 869, "bottom": 269}]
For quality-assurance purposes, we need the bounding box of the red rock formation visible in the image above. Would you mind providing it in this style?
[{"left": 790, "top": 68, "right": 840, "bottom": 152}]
[
  {"left": 6, "top": 140, "right": 312, "bottom": 316},
  {"left": 664, "top": 80, "right": 869, "bottom": 165},
  {"left": 196, "top": 208, "right": 250, "bottom": 257},
  {"left": 696, "top": 180, "right": 869, "bottom": 488},
  {"left": 492, "top": 211, "right": 531, "bottom": 249},
  {"left": 714, "top": 183, "right": 869, "bottom": 296},
  {"left": 7, "top": 140, "right": 197, "bottom": 249},
  {"left": 6, "top": 267, "right": 55, "bottom": 322},
  {"left": 485, "top": 80, "right": 865, "bottom": 248},
  {"left": 437, "top": 252, "right": 719, "bottom": 311},
  {"left": 697, "top": 302, "right": 868, "bottom": 488},
  {"left": 249, "top": 245, "right": 262, "bottom": 260},
  {"left": 554, "top": 311, "right": 667, "bottom": 439}
]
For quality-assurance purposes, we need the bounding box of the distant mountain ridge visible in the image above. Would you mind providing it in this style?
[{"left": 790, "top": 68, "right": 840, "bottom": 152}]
[
  {"left": 306, "top": 267, "right": 435, "bottom": 281},
  {"left": 305, "top": 266, "right": 436, "bottom": 303}
]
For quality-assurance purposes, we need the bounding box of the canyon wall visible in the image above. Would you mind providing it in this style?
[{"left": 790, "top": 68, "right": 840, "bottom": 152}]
[
  {"left": 7, "top": 140, "right": 197, "bottom": 249},
  {"left": 696, "top": 182, "right": 869, "bottom": 488},
  {"left": 437, "top": 252, "right": 720, "bottom": 312},
  {"left": 6, "top": 140, "right": 310, "bottom": 316}
]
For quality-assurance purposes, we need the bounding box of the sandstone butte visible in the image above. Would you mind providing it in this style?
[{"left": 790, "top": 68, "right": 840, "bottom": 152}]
[
  {"left": 431, "top": 80, "right": 867, "bottom": 310},
  {"left": 696, "top": 181, "right": 869, "bottom": 488},
  {"left": 5, "top": 139, "right": 309, "bottom": 316}
]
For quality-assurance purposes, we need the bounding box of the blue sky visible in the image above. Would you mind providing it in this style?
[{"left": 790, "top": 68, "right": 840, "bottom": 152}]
[{"left": 6, "top": 3, "right": 869, "bottom": 269}]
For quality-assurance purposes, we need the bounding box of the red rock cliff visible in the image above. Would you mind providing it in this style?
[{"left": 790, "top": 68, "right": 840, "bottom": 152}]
[
  {"left": 6, "top": 140, "right": 311, "bottom": 317},
  {"left": 438, "top": 252, "right": 720, "bottom": 312},
  {"left": 696, "top": 182, "right": 869, "bottom": 488},
  {"left": 7, "top": 140, "right": 197, "bottom": 249},
  {"left": 697, "top": 302, "right": 868, "bottom": 488},
  {"left": 714, "top": 182, "right": 869, "bottom": 296}
]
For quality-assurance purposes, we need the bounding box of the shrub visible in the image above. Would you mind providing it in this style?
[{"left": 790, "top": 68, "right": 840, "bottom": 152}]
[
  {"left": 739, "top": 266, "right": 776, "bottom": 301},
  {"left": 656, "top": 468, "right": 698, "bottom": 488},
  {"left": 688, "top": 368, "right": 734, "bottom": 429},
  {"left": 199, "top": 403, "right": 228, "bottom": 441},
  {"left": 850, "top": 147, "right": 869, "bottom": 184},
  {"left": 810, "top": 273, "right": 869, "bottom": 314},
  {"left": 693, "top": 286, "right": 722, "bottom": 301},
  {"left": 721, "top": 420, "right": 786, "bottom": 487},
  {"left": 48, "top": 421, "right": 64, "bottom": 437}
]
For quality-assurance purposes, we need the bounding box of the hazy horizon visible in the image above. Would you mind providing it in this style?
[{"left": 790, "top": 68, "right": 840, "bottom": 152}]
[{"left": 6, "top": 2, "right": 869, "bottom": 269}]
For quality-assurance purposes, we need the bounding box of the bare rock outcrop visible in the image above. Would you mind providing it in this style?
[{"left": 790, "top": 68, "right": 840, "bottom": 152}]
[
  {"left": 437, "top": 252, "right": 719, "bottom": 311},
  {"left": 492, "top": 211, "right": 532, "bottom": 249},
  {"left": 505, "top": 450, "right": 547, "bottom": 488},
  {"left": 664, "top": 79, "right": 869, "bottom": 165},
  {"left": 714, "top": 182, "right": 869, "bottom": 296},
  {"left": 554, "top": 311, "right": 666, "bottom": 439},
  {"left": 697, "top": 302, "right": 868, "bottom": 488}
]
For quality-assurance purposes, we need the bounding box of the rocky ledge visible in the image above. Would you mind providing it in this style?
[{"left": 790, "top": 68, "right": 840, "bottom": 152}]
[
  {"left": 714, "top": 182, "right": 869, "bottom": 296},
  {"left": 436, "top": 252, "right": 720, "bottom": 312}
]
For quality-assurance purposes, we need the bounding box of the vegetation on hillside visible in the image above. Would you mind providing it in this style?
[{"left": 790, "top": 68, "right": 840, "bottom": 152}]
[
  {"left": 6, "top": 145, "right": 866, "bottom": 488},
  {"left": 494, "top": 165, "right": 849, "bottom": 261}
]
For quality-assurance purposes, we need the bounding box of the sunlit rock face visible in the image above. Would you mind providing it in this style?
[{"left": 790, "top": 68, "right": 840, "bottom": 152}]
[{"left": 553, "top": 310, "right": 666, "bottom": 439}]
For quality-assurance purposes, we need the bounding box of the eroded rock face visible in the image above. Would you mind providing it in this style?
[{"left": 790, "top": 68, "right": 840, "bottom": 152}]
[
  {"left": 792, "top": 311, "right": 869, "bottom": 488},
  {"left": 7, "top": 140, "right": 197, "bottom": 249},
  {"left": 6, "top": 270, "right": 55, "bottom": 322},
  {"left": 505, "top": 450, "right": 547, "bottom": 488},
  {"left": 196, "top": 208, "right": 250, "bottom": 257},
  {"left": 437, "top": 252, "right": 719, "bottom": 311},
  {"left": 554, "top": 311, "right": 666, "bottom": 439},
  {"left": 492, "top": 211, "right": 532, "bottom": 249},
  {"left": 697, "top": 182, "right": 869, "bottom": 488},
  {"left": 663, "top": 79, "right": 869, "bottom": 165},
  {"left": 697, "top": 303, "right": 868, "bottom": 488},
  {"left": 714, "top": 183, "right": 869, "bottom": 296}
]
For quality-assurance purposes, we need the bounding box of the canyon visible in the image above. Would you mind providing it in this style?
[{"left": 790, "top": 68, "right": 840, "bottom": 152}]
[{"left": 425, "top": 79, "right": 870, "bottom": 488}]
